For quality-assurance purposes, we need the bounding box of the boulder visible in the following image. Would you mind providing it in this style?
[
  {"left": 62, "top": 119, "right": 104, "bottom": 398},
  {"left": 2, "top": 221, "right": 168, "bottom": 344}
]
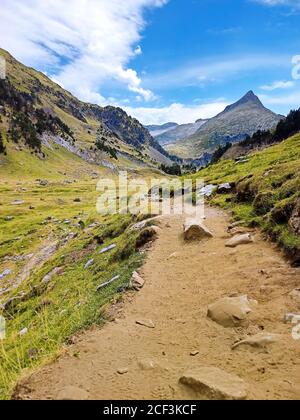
[
  {"left": 184, "top": 219, "right": 213, "bottom": 241},
  {"left": 232, "top": 333, "right": 279, "bottom": 350},
  {"left": 207, "top": 296, "right": 253, "bottom": 328},
  {"left": 180, "top": 366, "right": 248, "bottom": 400},
  {"left": 225, "top": 233, "right": 254, "bottom": 248},
  {"left": 57, "top": 386, "right": 89, "bottom": 400}
]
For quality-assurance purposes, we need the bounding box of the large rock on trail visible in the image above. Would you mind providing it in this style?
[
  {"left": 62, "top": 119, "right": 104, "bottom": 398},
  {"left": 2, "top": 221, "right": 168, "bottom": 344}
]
[
  {"left": 207, "top": 295, "right": 253, "bottom": 328},
  {"left": 225, "top": 233, "right": 254, "bottom": 248},
  {"left": 180, "top": 366, "right": 248, "bottom": 400},
  {"left": 184, "top": 219, "right": 213, "bottom": 241}
]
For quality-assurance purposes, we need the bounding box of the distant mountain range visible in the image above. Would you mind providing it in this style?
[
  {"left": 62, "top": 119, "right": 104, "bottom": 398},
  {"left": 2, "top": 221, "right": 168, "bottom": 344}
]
[
  {"left": 154, "top": 91, "right": 284, "bottom": 159},
  {"left": 147, "top": 119, "right": 209, "bottom": 146}
]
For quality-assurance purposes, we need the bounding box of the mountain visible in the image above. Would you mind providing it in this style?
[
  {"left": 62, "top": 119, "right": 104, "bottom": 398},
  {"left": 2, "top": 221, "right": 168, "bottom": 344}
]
[
  {"left": 146, "top": 122, "right": 178, "bottom": 137},
  {"left": 0, "top": 48, "right": 172, "bottom": 166},
  {"left": 154, "top": 119, "right": 209, "bottom": 146},
  {"left": 166, "top": 91, "right": 284, "bottom": 159}
]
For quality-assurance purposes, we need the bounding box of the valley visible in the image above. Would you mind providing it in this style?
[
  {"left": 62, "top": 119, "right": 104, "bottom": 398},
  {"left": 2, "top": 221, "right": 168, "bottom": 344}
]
[{"left": 0, "top": 48, "right": 299, "bottom": 401}]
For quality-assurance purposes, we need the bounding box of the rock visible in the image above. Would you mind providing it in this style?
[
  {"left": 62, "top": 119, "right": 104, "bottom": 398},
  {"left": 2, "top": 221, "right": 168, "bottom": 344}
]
[
  {"left": 138, "top": 359, "right": 156, "bottom": 370},
  {"left": 19, "top": 328, "right": 28, "bottom": 337},
  {"left": 42, "top": 267, "right": 63, "bottom": 284},
  {"left": 190, "top": 350, "right": 200, "bottom": 356},
  {"left": 57, "top": 386, "right": 89, "bottom": 400},
  {"left": 130, "top": 216, "right": 161, "bottom": 231},
  {"left": 180, "top": 367, "right": 248, "bottom": 400},
  {"left": 74, "top": 198, "right": 81, "bottom": 203},
  {"left": 117, "top": 368, "right": 129, "bottom": 375},
  {"left": 0, "top": 269, "right": 12, "bottom": 280},
  {"left": 232, "top": 333, "right": 280, "bottom": 350},
  {"left": 148, "top": 225, "right": 161, "bottom": 236},
  {"left": 289, "top": 204, "right": 300, "bottom": 236},
  {"left": 39, "top": 180, "right": 49, "bottom": 186},
  {"left": 131, "top": 272, "right": 145, "bottom": 290},
  {"left": 99, "top": 244, "right": 116, "bottom": 254},
  {"left": 136, "top": 319, "right": 155, "bottom": 329},
  {"left": 289, "top": 289, "right": 300, "bottom": 309},
  {"left": 84, "top": 259, "right": 94, "bottom": 269},
  {"left": 225, "top": 233, "right": 254, "bottom": 248},
  {"left": 167, "top": 252, "right": 179, "bottom": 260},
  {"left": 284, "top": 313, "right": 300, "bottom": 324},
  {"left": 199, "top": 185, "right": 217, "bottom": 197},
  {"left": 207, "top": 296, "right": 253, "bottom": 328},
  {"left": 184, "top": 219, "right": 213, "bottom": 241},
  {"left": 217, "top": 183, "right": 234, "bottom": 194},
  {"left": 11, "top": 200, "right": 25, "bottom": 205},
  {"left": 4, "top": 216, "right": 14, "bottom": 221}
]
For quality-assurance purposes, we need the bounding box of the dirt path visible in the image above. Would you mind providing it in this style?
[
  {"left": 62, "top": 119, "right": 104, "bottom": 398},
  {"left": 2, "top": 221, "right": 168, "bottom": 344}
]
[{"left": 15, "top": 207, "right": 300, "bottom": 400}]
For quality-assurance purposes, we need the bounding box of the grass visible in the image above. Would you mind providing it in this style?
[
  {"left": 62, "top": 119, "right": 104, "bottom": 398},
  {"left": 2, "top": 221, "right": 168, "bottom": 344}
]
[
  {"left": 0, "top": 141, "right": 158, "bottom": 400},
  {"left": 187, "top": 133, "right": 300, "bottom": 259}
]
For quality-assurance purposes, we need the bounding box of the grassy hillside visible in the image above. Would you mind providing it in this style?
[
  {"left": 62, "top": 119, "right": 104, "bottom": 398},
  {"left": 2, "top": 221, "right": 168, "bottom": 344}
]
[
  {"left": 0, "top": 48, "right": 172, "bottom": 166},
  {"left": 189, "top": 133, "right": 300, "bottom": 262},
  {"left": 0, "top": 142, "right": 163, "bottom": 400}
]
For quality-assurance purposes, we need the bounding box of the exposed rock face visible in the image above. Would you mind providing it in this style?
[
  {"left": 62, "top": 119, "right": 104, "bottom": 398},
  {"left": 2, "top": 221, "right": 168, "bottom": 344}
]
[
  {"left": 180, "top": 366, "right": 248, "bottom": 400},
  {"left": 166, "top": 91, "right": 283, "bottom": 159},
  {"left": 225, "top": 233, "right": 254, "bottom": 248},
  {"left": 289, "top": 202, "right": 300, "bottom": 236},
  {"left": 184, "top": 219, "right": 213, "bottom": 241},
  {"left": 207, "top": 296, "right": 253, "bottom": 328}
]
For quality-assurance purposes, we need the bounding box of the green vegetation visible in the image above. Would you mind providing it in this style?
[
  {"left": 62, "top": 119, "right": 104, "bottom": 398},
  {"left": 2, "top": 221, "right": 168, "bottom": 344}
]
[
  {"left": 0, "top": 141, "right": 158, "bottom": 400},
  {"left": 188, "top": 133, "right": 300, "bottom": 261},
  {"left": 160, "top": 163, "right": 182, "bottom": 176}
]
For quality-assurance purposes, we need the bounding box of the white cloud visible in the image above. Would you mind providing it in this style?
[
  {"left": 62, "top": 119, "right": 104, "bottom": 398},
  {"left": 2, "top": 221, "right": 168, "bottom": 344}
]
[
  {"left": 0, "top": 0, "right": 167, "bottom": 104},
  {"left": 124, "top": 101, "right": 229, "bottom": 125},
  {"left": 259, "top": 90, "right": 300, "bottom": 106},
  {"left": 253, "top": 0, "right": 300, "bottom": 7},
  {"left": 260, "top": 80, "right": 295, "bottom": 90},
  {"left": 144, "top": 54, "right": 290, "bottom": 90}
]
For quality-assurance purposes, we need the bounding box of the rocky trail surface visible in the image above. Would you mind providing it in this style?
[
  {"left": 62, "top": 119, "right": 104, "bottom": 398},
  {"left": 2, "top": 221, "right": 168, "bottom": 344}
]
[{"left": 14, "top": 207, "right": 300, "bottom": 400}]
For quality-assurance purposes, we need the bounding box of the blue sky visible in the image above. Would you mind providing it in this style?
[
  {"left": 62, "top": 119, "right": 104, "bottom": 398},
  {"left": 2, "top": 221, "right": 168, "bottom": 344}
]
[{"left": 0, "top": 0, "right": 300, "bottom": 124}]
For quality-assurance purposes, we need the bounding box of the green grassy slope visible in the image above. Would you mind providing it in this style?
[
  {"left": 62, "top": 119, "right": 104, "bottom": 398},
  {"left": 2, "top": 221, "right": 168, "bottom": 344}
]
[
  {"left": 189, "top": 133, "right": 300, "bottom": 260},
  {"left": 0, "top": 142, "right": 161, "bottom": 399}
]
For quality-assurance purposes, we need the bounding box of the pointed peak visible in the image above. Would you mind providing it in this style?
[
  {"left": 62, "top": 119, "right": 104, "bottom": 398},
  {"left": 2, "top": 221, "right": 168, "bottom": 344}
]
[{"left": 224, "top": 90, "right": 264, "bottom": 113}]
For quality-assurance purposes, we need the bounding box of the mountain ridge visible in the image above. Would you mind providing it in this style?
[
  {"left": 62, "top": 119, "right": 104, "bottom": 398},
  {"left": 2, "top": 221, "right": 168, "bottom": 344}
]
[{"left": 165, "top": 90, "right": 284, "bottom": 159}]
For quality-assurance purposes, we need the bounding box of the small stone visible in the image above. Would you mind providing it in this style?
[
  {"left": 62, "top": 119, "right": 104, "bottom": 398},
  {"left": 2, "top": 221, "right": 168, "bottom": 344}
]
[
  {"left": 225, "top": 234, "right": 254, "bottom": 248},
  {"left": 74, "top": 198, "right": 81, "bottom": 203},
  {"left": 99, "top": 244, "right": 116, "bottom": 254},
  {"left": 190, "top": 350, "right": 199, "bottom": 356},
  {"left": 84, "top": 259, "right": 94, "bottom": 269},
  {"left": 180, "top": 366, "right": 248, "bottom": 400},
  {"left": 232, "top": 333, "right": 280, "bottom": 350},
  {"left": 131, "top": 272, "right": 145, "bottom": 290},
  {"left": 57, "top": 386, "right": 89, "bottom": 400},
  {"left": 11, "top": 200, "right": 25, "bottom": 205},
  {"left": 284, "top": 313, "right": 300, "bottom": 324},
  {"left": 19, "top": 328, "right": 28, "bottom": 337},
  {"left": 167, "top": 252, "right": 179, "bottom": 260},
  {"left": 138, "top": 359, "right": 156, "bottom": 370},
  {"left": 117, "top": 368, "right": 129, "bottom": 375},
  {"left": 136, "top": 319, "right": 155, "bottom": 329},
  {"left": 4, "top": 216, "right": 14, "bottom": 221}
]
